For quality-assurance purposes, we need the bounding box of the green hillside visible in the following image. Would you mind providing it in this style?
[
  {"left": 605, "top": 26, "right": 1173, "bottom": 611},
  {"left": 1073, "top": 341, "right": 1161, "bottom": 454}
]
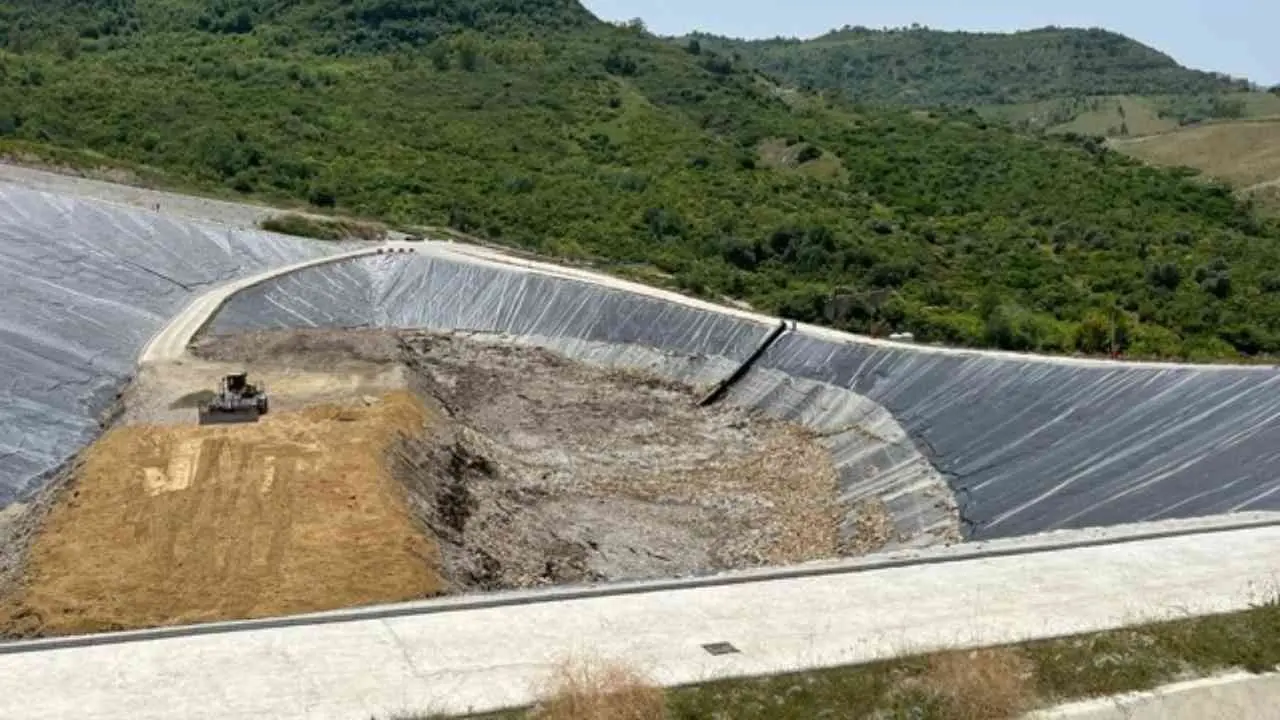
[
  {"left": 685, "top": 26, "right": 1249, "bottom": 107},
  {"left": 3, "top": 1, "right": 1280, "bottom": 359}
]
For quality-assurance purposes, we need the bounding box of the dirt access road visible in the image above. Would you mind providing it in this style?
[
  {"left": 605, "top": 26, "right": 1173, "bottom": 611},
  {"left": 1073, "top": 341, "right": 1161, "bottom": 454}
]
[{"left": 0, "top": 162, "right": 287, "bottom": 230}]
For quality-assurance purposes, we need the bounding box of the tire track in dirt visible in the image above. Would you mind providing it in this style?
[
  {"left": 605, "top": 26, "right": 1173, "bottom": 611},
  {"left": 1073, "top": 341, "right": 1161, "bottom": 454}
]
[{"left": 1, "top": 391, "right": 446, "bottom": 637}]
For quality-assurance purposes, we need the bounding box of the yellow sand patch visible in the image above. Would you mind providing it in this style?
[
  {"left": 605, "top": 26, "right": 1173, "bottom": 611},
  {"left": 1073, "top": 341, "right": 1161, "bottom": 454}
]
[{"left": 1, "top": 391, "right": 444, "bottom": 636}]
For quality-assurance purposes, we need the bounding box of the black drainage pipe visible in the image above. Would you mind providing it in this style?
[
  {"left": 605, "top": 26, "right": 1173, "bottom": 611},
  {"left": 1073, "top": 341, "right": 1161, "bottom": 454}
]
[{"left": 698, "top": 320, "right": 793, "bottom": 407}]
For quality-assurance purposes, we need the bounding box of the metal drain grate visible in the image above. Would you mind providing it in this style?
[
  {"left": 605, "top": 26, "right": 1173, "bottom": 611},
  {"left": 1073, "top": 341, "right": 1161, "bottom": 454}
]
[{"left": 701, "top": 642, "right": 741, "bottom": 656}]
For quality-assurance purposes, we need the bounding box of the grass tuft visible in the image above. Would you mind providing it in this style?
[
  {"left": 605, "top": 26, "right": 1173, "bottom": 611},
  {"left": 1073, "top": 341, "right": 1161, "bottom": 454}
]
[
  {"left": 922, "top": 648, "right": 1036, "bottom": 720},
  {"left": 401, "top": 596, "right": 1280, "bottom": 719},
  {"left": 530, "top": 659, "right": 666, "bottom": 720}
]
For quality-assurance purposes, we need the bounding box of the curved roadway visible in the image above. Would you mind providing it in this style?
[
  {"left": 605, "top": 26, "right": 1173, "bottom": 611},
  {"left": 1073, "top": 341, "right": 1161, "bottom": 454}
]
[{"left": 138, "top": 244, "right": 416, "bottom": 365}]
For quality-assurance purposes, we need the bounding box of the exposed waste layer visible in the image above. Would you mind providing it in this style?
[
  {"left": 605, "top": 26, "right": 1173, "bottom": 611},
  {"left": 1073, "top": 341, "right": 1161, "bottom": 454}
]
[
  {"left": 0, "top": 184, "right": 350, "bottom": 505},
  {"left": 390, "top": 330, "right": 841, "bottom": 590},
  {"left": 208, "top": 254, "right": 1280, "bottom": 540}
]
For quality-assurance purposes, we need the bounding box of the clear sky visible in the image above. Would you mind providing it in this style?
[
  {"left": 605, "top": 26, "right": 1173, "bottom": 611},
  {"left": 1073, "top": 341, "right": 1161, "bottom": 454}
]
[{"left": 581, "top": 0, "right": 1277, "bottom": 85}]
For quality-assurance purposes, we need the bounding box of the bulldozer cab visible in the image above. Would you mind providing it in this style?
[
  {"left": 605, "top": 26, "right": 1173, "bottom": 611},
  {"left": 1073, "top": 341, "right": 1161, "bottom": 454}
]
[{"left": 223, "top": 372, "right": 250, "bottom": 393}]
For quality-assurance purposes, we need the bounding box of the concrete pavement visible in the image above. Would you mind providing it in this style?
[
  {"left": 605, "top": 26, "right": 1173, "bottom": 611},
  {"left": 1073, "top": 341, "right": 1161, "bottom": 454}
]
[
  {"left": 1034, "top": 672, "right": 1280, "bottom": 720},
  {"left": 2, "top": 522, "right": 1278, "bottom": 719}
]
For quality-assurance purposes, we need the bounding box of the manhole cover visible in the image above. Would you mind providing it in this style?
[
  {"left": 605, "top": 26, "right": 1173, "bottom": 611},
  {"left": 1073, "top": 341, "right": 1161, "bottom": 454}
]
[{"left": 701, "top": 642, "right": 741, "bottom": 656}]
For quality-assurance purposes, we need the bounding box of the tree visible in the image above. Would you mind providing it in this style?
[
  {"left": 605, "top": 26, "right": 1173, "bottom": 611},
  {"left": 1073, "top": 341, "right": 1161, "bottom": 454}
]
[
  {"left": 307, "top": 187, "right": 336, "bottom": 208},
  {"left": 456, "top": 37, "right": 480, "bottom": 71},
  {"left": 1075, "top": 308, "right": 1129, "bottom": 354},
  {"left": 701, "top": 55, "right": 733, "bottom": 75},
  {"left": 983, "top": 303, "right": 1046, "bottom": 352},
  {"left": 428, "top": 42, "right": 450, "bottom": 71},
  {"left": 718, "top": 237, "right": 758, "bottom": 270},
  {"left": 56, "top": 33, "right": 79, "bottom": 60},
  {"left": 1200, "top": 272, "right": 1232, "bottom": 299},
  {"left": 642, "top": 207, "right": 685, "bottom": 239},
  {"left": 1145, "top": 262, "right": 1182, "bottom": 290},
  {"left": 795, "top": 145, "right": 822, "bottom": 163},
  {"left": 604, "top": 49, "right": 638, "bottom": 76}
]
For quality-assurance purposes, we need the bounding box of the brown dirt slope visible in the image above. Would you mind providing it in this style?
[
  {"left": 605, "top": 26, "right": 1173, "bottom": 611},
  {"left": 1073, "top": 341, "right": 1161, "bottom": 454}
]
[
  {"left": 1, "top": 391, "right": 444, "bottom": 636},
  {"left": 1113, "top": 117, "right": 1280, "bottom": 189}
]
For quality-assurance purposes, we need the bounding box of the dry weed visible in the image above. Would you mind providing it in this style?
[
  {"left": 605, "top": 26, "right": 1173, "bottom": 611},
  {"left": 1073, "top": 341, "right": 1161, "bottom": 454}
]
[
  {"left": 923, "top": 647, "right": 1036, "bottom": 720},
  {"left": 530, "top": 659, "right": 667, "bottom": 720}
]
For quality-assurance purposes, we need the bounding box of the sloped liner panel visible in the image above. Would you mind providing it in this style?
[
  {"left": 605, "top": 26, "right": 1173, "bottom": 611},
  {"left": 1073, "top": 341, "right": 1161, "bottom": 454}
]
[
  {"left": 0, "top": 185, "right": 350, "bottom": 505},
  {"left": 759, "top": 332, "right": 1280, "bottom": 538},
  {"left": 209, "top": 255, "right": 775, "bottom": 388},
  {"left": 723, "top": 367, "right": 958, "bottom": 548}
]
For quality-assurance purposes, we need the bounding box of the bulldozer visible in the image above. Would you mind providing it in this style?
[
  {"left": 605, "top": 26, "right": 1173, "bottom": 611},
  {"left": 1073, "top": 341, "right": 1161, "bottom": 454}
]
[{"left": 197, "top": 372, "right": 270, "bottom": 425}]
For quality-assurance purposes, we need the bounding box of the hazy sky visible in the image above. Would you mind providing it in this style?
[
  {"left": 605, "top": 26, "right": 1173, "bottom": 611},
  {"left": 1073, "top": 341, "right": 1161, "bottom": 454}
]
[{"left": 581, "top": 0, "right": 1277, "bottom": 85}]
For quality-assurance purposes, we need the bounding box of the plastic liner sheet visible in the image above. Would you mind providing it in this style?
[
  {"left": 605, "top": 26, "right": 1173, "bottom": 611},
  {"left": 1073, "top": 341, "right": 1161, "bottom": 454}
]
[
  {"left": 0, "top": 185, "right": 348, "bottom": 505},
  {"left": 209, "top": 253, "right": 1280, "bottom": 540},
  {"left": 760, "top": 332, "right": 1280, "bottom": 538},
  {"left": 209, "top": 255, "right": 957, "bottom": 545}
]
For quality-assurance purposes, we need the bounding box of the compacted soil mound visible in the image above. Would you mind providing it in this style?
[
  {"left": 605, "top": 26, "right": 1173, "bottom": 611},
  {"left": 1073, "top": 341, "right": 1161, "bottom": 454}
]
[{"left": 1, "top": 391, "right": 443, "bottom": 636}]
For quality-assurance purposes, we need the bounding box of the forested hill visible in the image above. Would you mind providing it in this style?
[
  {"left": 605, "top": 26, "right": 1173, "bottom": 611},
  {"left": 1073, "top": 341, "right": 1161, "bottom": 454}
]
[
  {"left": 2, "top": 0, "right": 1280, "bottom": 360},
  {"left": 684, "top": 26, "right": 1249, "bottom": 106},
  {"left": 0, "top": 0, "right": 597, "bottom": 51}
]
